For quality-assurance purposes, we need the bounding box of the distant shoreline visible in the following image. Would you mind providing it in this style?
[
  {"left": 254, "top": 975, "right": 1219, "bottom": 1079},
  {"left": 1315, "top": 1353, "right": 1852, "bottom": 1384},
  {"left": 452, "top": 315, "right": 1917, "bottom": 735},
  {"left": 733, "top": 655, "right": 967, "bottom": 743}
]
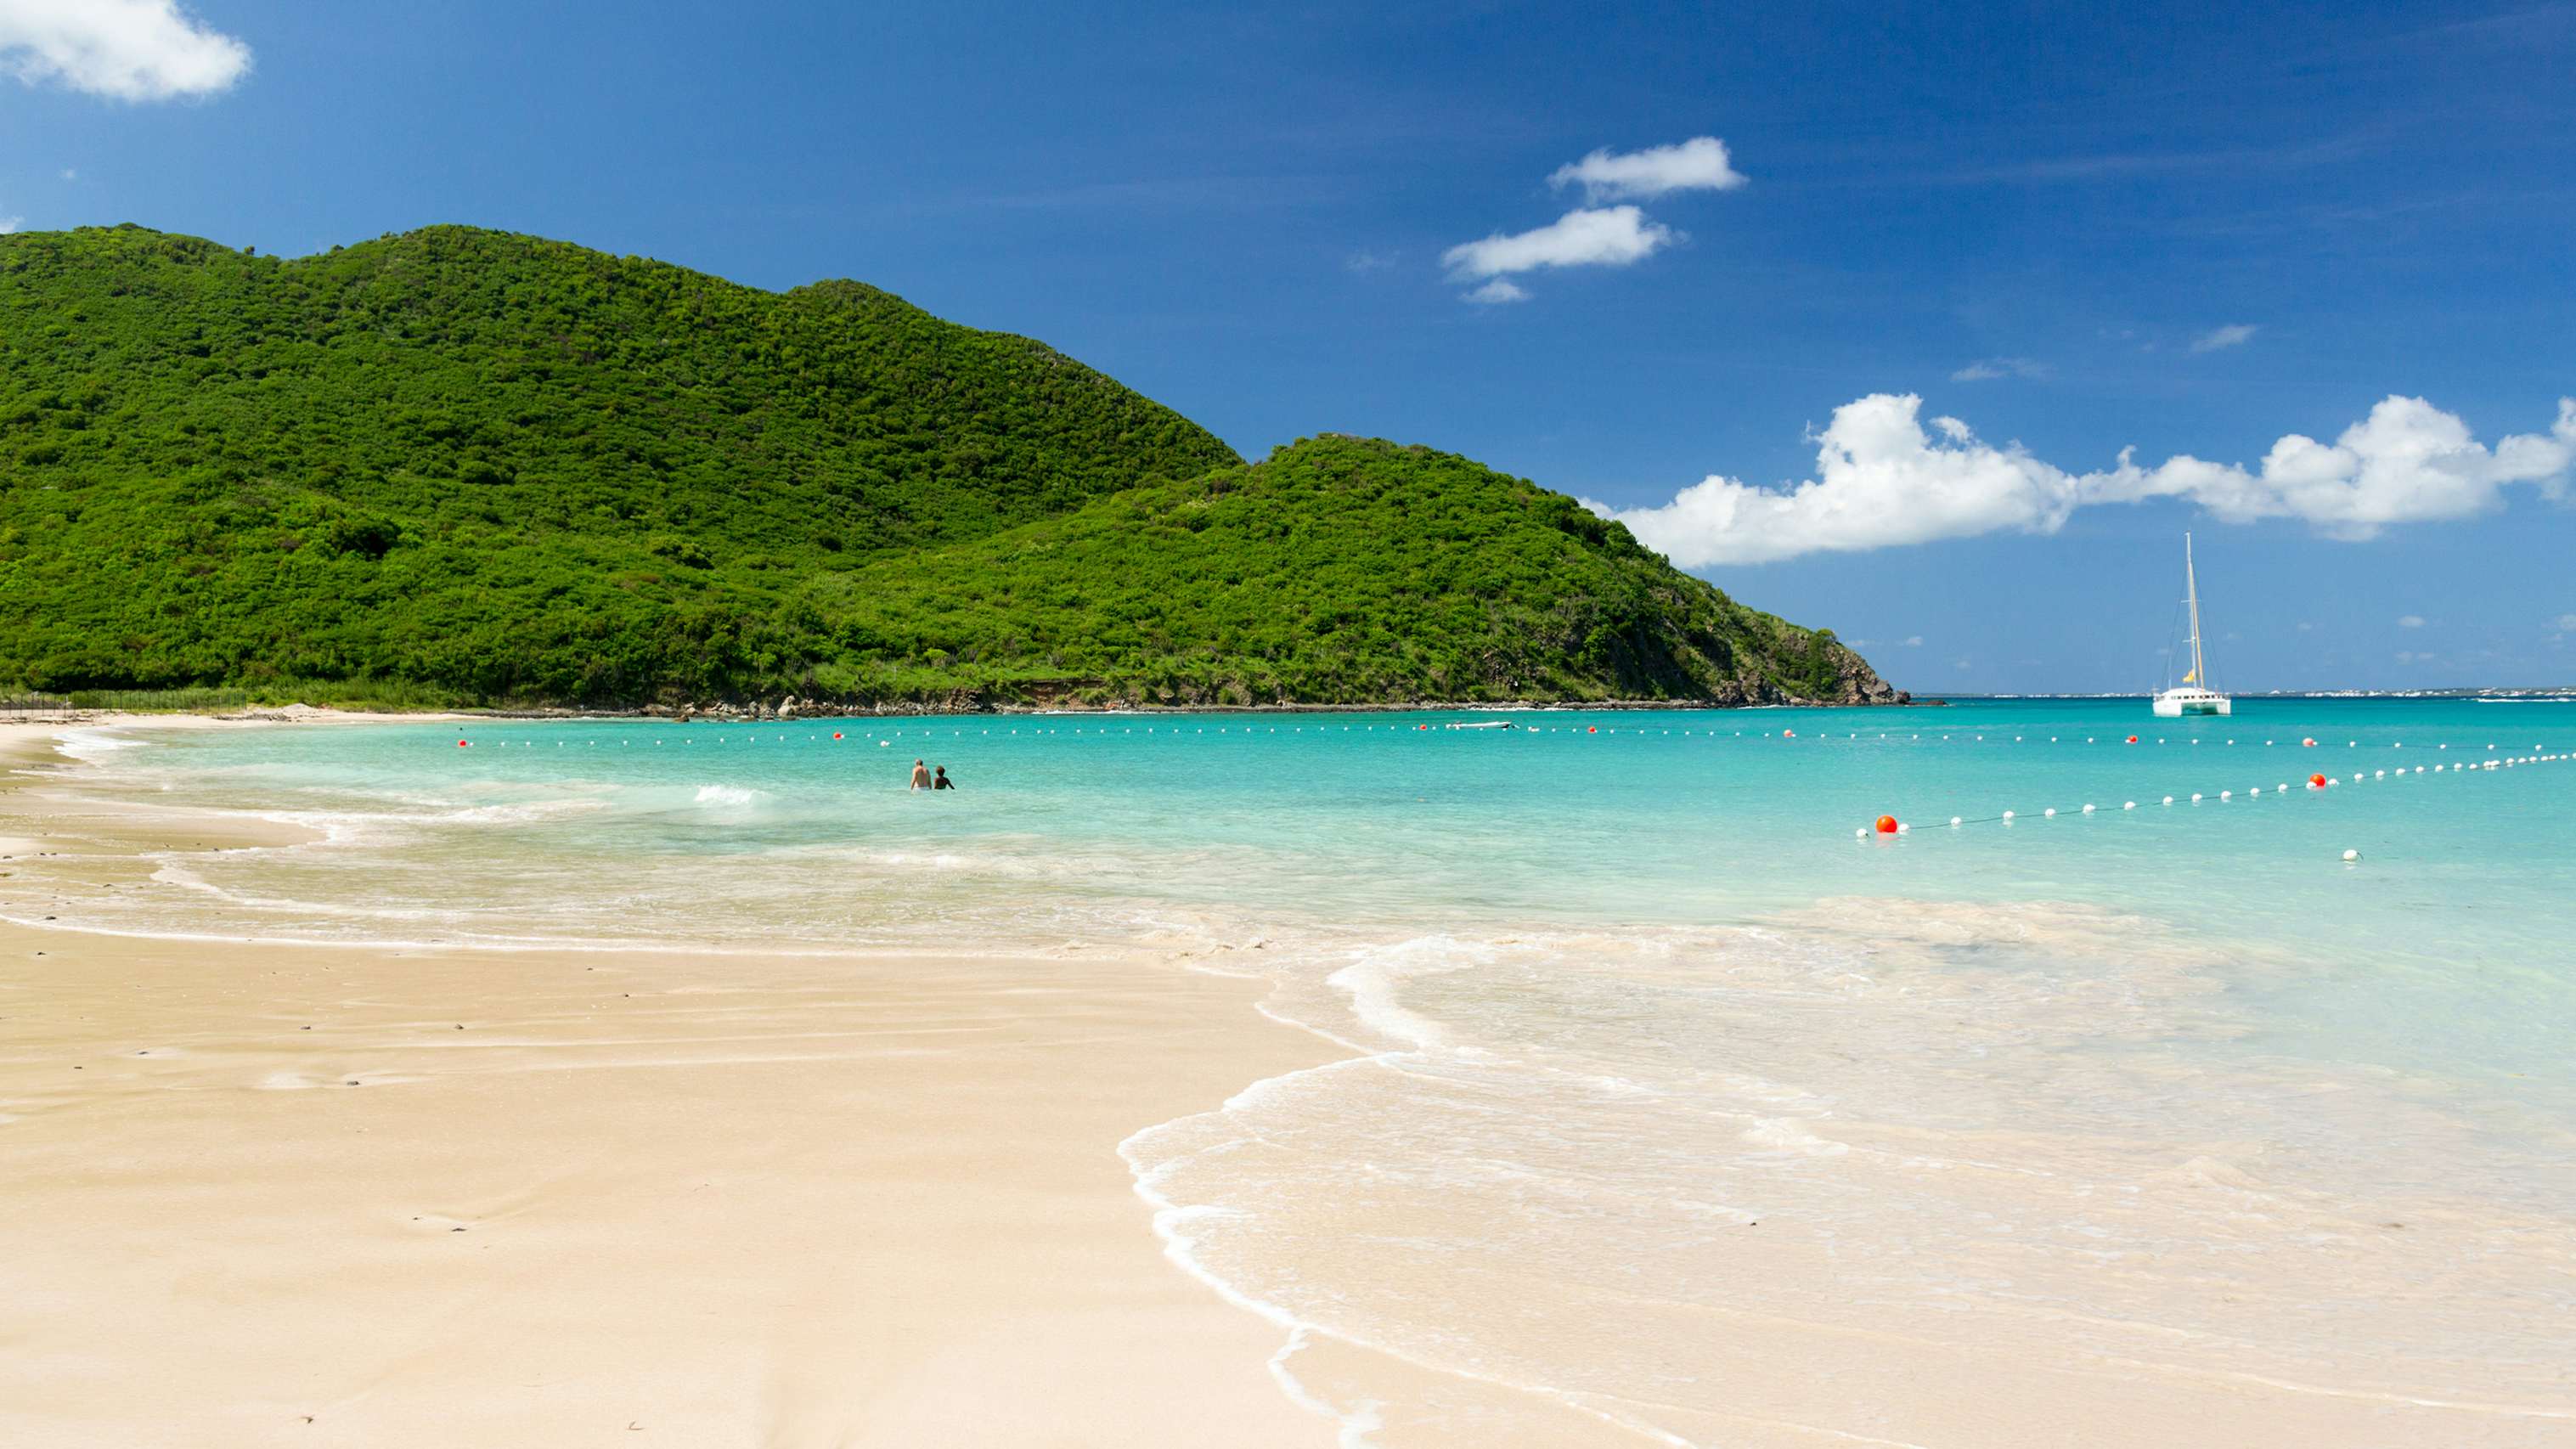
[
  {"left": 15, "top": 688, "right": 2574, "bottom": 730},
  {"left": 1, "top": 696, "right": 1928, "bottom": 727},
  {"left": 1945, "top": 688, "right": 2576, "bottom": 702}
]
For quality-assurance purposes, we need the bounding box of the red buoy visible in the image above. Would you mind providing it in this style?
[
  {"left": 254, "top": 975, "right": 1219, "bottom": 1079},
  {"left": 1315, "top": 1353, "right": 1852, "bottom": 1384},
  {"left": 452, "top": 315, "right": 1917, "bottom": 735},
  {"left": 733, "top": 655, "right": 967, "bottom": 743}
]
[
  {"left": 1874, "top": 815, "right": 1899, "bottom": 834},
  {"left": 1588, "top": 726, "right": 1598, "bottom": 734},
  {"left": 832, "top": 732, "right": 843, "bottom": 740},
  {"left": 1783, "top": 728, "right": 1795, "bottom": 738},
  {"left": 2308, "top": 772, "right": 2326, "bottom": 787},
  {"left": 2302, "top": 737, "right": 2317, "bottom": 747},
  {"left": 2126, "top": 735, "right": 2139, "bottom": 744},
  {"left": 456, "top": 740, "right": 469, "bottom": 747}
]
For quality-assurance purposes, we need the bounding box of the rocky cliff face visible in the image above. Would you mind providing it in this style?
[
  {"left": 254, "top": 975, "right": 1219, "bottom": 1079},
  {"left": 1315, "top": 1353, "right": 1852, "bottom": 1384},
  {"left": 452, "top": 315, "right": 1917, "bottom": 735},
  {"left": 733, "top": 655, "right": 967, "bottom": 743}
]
[{"left": 1795, "top": 642, "right": 1907, "bottom": 706}]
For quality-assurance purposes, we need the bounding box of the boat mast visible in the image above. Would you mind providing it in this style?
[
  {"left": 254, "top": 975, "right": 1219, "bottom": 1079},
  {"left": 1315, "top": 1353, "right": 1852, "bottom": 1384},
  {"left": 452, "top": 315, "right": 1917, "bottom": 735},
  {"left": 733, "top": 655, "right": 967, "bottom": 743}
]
[{"left": 2184, "top": 533, "right": 2206, "bottom": 690}]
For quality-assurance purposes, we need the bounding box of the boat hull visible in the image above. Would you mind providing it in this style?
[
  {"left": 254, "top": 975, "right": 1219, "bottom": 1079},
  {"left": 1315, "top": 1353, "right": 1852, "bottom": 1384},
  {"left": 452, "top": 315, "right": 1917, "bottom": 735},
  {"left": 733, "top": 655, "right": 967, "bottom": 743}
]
[{"left": 2152, "top": 690, "right": 2232, "bottom": 717}]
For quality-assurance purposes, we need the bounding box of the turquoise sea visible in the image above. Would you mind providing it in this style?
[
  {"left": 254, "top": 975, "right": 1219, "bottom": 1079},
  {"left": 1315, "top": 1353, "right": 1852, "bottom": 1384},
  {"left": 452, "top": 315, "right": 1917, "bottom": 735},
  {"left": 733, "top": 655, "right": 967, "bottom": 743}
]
[{"left": 22, "top": 696, "right": 2576, "bottom": 1443}]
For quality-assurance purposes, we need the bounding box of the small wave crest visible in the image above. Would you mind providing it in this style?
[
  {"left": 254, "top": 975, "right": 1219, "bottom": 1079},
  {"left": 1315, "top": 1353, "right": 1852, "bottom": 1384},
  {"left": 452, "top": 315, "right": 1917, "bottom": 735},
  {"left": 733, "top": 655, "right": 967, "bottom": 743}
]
[
  {"left": 51, "top": 727, "right": 144, "bottom": 764},
  {"left": 1322, "top": 935, "right": 1496, "bottom": 1053}
]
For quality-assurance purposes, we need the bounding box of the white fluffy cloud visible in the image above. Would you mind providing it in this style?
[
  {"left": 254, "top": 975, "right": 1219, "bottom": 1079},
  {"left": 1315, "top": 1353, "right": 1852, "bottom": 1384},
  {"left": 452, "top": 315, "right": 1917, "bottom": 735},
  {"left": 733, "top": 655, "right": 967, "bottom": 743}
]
[
  {"left": 0, "top": 0, "right": 251, "bottom": 101},
  {"left": 2398, "top": 614, "right": 2427, "bottom": 629},
  {"left": 2088, "top": 395, "right": 2576, "bottom": 538},
  {"left": 0, "top": 213, "right": 20, "bottom": 234},
  {"left": 1600, "top": 395, "right": 2083, "bottom": 566},
  {"left": 2190, "top": 323, "right": 2258, "bottom": 352},
  {"left": 1549, "top": 137, "right": 1745, "bottom": 201},
  {"left": 1598, "top": 393, "right": 2576, "bottom": 567},
  {"left": 1446, "top": 136, "right": 1739, "bottom": 302},
  {"left": 1442, "top": 206, "right": 1675, "bottom": 282}
]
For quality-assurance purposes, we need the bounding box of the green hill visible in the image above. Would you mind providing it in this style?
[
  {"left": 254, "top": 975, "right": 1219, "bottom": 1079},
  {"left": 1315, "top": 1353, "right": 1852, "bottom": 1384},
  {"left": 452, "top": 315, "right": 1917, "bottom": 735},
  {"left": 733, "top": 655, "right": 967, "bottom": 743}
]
[
  {"left": 0, "top": 224, "right": 1892, "bottom": 709},
  {"left": 824, "top": 437, "right": 1891, "bottom": 707}
]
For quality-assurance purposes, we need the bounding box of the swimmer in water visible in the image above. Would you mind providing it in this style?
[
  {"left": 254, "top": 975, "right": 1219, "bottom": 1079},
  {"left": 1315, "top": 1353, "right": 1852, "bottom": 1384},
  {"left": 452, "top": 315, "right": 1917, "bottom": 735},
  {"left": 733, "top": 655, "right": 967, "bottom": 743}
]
[
  {"left": 933, "top": 766, "right": 954, "bottom": 791},
  {"left": 910, "top": 758, "right": 931, "bottom": 790}
]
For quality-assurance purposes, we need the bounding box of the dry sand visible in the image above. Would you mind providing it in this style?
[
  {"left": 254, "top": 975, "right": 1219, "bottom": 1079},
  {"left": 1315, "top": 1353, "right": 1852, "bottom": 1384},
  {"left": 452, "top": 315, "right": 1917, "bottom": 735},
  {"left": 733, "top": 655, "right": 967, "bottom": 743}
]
[{"left": 0, "top": 723, "right": 1339, "bottom": 1447}]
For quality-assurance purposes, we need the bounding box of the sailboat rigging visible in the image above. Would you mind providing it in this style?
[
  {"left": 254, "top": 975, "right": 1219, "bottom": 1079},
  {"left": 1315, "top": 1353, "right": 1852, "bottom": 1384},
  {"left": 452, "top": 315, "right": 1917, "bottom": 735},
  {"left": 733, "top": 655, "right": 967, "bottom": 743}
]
[{"left": 2152, "top": 533, "right": 2232, "bottom": 717}]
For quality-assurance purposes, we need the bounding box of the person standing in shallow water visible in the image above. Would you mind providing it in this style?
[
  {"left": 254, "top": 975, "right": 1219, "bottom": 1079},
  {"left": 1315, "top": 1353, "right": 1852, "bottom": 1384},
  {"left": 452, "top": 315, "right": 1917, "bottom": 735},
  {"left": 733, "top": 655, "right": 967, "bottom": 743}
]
[
  {"left": 933, "top": 766, "right": 954, "bottom": 791},
  {"left": 910, "top": 758, "right": 931, "bottom": 791}
]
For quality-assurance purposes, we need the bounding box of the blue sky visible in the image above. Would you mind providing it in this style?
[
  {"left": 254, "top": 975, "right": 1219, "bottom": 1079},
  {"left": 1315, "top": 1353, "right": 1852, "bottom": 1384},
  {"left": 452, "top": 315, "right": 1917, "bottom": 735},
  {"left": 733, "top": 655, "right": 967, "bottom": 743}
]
[{"left": 4, "top": 0, "right": 2573, "bottom": 692}]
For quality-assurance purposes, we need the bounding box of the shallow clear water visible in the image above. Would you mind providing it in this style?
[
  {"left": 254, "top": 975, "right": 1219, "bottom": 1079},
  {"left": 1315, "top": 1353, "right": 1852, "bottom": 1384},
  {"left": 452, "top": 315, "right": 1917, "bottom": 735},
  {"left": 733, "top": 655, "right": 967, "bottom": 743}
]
[{"left": 17, "top": 699, "right": 2576, "bottom": 1443}]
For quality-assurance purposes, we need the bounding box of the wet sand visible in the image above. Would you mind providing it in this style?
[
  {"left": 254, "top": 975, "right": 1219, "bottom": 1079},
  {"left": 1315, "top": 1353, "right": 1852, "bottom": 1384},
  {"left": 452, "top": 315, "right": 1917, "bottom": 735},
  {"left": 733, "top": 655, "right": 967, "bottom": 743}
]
[{"left": 0, "top": 724, "right": 1338, "bottom": 1447}]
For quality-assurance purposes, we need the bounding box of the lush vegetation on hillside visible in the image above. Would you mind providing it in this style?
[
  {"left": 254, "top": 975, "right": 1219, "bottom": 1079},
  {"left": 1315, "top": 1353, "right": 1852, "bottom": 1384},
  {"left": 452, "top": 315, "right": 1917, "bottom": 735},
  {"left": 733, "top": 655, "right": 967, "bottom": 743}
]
[
  {"left": 816, "top": 437, "right": 1879, "bottom": 705},
  {"left": 0, "top": 225, "right": 1886, "bottom": 708}
]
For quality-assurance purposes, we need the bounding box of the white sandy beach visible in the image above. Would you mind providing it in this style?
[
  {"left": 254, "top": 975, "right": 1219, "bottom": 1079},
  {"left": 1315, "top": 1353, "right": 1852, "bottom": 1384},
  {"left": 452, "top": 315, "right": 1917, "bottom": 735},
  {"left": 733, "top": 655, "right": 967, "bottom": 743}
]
[
  {"left": 8, "top": 714, "right": 2575, "bottom": 1449},
  {"left": 0, "top": 721, "right": 1340, "bottom": 1448}
]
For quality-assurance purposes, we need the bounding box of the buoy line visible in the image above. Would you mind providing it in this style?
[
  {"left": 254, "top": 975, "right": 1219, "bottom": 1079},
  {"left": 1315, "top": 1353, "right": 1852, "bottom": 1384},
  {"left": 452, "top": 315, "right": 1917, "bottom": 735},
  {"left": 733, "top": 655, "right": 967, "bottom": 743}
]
[
  {"left": 1855, "top": 749, "right": 2573, "bottom": 841},
  {"left": 446, "top": 725, "right": 2568, "bottom": 755}
]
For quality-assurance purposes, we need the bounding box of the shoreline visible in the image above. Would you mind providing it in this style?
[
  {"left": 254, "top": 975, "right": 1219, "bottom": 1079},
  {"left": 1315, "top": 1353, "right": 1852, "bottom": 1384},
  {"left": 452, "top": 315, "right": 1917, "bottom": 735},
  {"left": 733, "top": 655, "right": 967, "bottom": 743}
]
[
  {"left": 0, "top": 724, "right": 1346, "bottom": 1447},
  {"left": 0, "top": 693, "right": 1923, "bottom": 730}
]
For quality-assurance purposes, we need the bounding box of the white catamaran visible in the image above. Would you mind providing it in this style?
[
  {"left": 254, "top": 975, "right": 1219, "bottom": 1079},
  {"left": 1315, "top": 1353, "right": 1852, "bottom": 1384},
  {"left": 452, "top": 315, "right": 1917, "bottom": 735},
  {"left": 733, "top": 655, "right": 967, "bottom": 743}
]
[{"left": 2153, "top": 533, "right": 2231, "bottom": 717}]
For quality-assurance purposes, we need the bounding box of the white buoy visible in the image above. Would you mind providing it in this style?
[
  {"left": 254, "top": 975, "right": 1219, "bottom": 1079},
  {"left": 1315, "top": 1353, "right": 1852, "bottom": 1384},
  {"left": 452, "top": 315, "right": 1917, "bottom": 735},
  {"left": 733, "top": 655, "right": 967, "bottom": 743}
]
[
  {"left": 1950, "top": 816, "right": 1963, "bottom": 826},
  {"left": 2192, "top": 792, "right": 2203, "bottom": 802},
  {"left": 2081, "top": 803, "right": 2095, "bottom": 813},
  {"left": 1897, "top": 822, "right": 1910, "bottom": 833},
  {"left": 2123, "top": 801, "right": 2136, "bottom": 810},
  {"left": 2002, "top": 810, "right": 2015, "bottom": 820},
  {"left": 2220, "top": 791, "right": 2232, "bottom": 800},
  {"left": 2342, "top": 849, "right": 2360, "bottom": 862},
  {"left": 2044, "top": 807, "right": 2057, "bottom": 817},
  {"left": 2162, "top": 795, "right": 2174, "bottom": 804},
  {"left": 1856, "top": 827, "right": 1867, "bottom": 838}
]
